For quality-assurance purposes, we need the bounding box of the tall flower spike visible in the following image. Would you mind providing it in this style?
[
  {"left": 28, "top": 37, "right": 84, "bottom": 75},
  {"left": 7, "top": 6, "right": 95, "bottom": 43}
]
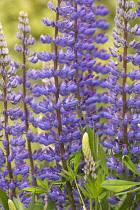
[
  {"left": 49, "top": 1, "right": 76, "bottom": 209},
  {"left": 102, "top": 0, "right": 140, "bottom": 206},
  {"left": 102, "top": 0, "right": 138, "bottom": 148},
  {"left": 14, "top": 11, "right": 38, "bottom": 189},
  {"left": 37, "top": 0, "right": 109, "bottom": 208},
  {"left": 0, "top": 23, "right": 16, "bottom": 197}
]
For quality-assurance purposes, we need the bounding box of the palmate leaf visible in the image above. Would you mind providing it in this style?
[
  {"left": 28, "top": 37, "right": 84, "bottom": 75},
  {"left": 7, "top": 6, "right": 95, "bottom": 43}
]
[
  {"left": 0, "top": 189, "right": 9, "bottom": 210},
  {"left": 122, "top": 155, "right": 140, "bottom": 176},
  {"left": 62, "top": 168, "right": 75, "bottom": 180},
  {"left": 84, "top": 174, "right": 104, "bottom": 199},
  {"left": 84, "top": 182, "right": 97, "bottom": 198},
  {"left": 101, "top": 179, "right": 140, "bottom": 193},
  {"left": 36, "top": 177, "right": 49, "bottom": 191}
]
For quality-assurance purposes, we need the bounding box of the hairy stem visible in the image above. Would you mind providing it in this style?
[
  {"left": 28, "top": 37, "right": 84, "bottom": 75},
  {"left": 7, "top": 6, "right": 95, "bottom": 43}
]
[
  {"left": 22, "top": 35, "right": 36, "bottom": 186},
  {"left": 122, "top": 1, "right": 128, "bottom": 146},
  {"left": 2, "top": 66, "right": 16, "bottom": 197},
  {"left": 53, "top": 1, "right": 76, "bottom": 209}
]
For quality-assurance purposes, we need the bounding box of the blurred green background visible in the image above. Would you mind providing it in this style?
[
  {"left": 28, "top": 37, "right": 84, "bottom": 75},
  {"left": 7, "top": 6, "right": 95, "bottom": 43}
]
[{"left": 0, "top": 0, "right": 117, "bottom": 62}]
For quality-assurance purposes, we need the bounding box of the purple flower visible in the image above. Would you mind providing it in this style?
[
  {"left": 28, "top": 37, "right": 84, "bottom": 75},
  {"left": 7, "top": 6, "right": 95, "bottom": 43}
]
[{"left": 108, "top": 196, "right": 120, "bottom": 205}]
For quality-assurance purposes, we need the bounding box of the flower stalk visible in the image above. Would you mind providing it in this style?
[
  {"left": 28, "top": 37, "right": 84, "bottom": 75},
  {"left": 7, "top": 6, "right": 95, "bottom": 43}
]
[
  {"left": 0, "top": 23, "right": 16, "bottom": 197},
  {"left": 122, "top": 0, "right": 128, "bottom": 146},
  {"left": 22, "top": 38, "right": 36, "bottom": 185},
  {"left": 53, "top": 1, "right": 76, "bottom": 209},
  {"left": 74, "top": 1, "right": 81, "bottom": 119},
  {"left": 16, "top": 11, "right": 37, "bottom": 186},
  {"left": 3, "top": 69, "right": 16, "bottom": 197}
]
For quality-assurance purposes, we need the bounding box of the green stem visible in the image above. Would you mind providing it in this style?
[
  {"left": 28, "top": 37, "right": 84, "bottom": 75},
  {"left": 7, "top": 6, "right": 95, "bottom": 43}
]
[
  {"left": 108, "top": 191, "right": 111, "bottom": 210},
  {"left": 95, "top": 199, "right": 98, "bottom": 210},
  {"left": 99, "top": 202, "right": 103, "bottom": 210},
  {"left": 74, "top": 179, "right": 87, "bottom": 210},
  {"left": 90, "top": 198, "right": 92, "bottom": 210}
]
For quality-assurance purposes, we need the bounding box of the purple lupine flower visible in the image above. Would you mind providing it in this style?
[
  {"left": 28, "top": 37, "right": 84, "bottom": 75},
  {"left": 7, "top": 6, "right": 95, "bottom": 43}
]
[
  {"left": 108, "top": 196, "right": 120, "bottom": 205},
  {"left": 102, "top": 0, "right": 140, "bottom": 205},
  {"left": 36, "top": 0, "right": 109, "bottom": 208},
  {"left": 0, "top": 23, "right": 17, "bottom": 197},
  {"left": 12, "top": 11, "right": 42, "bottom": 197}
]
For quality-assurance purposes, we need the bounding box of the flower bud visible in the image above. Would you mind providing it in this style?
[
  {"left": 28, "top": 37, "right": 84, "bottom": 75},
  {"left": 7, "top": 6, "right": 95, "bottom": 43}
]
[
  {"left": 82, "top": 132, "right": 91, "bottom": 159},
  {"left": 8, "top": 199, "right": 16, "bottom": 210}
]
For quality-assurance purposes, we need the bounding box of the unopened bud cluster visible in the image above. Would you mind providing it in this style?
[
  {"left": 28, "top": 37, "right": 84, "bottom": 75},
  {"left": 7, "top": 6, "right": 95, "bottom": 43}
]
[{"left": 82, "top": 132, "right": 96, "bottom": 180}]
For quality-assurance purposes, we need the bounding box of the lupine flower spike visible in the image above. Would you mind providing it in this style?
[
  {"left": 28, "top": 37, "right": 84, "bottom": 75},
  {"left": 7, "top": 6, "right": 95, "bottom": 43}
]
[
  {"left": 38, "top": 0, "right": 109, "bottom": 208},
  {"left": 0, "top": 23, "right": 16, "bottom": 197},
  {"left": 14, "top": 11, "right": 38, "bottom": 188},
  {"left": 102, "top": 0, "right": 140, "bottom": 207}
]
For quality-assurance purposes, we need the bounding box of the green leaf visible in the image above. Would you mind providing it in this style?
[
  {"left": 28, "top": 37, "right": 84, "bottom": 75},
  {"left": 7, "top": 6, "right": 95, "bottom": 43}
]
[
  {"left": 53, "top": 179, "right": 70, "bottom": 185},
  {"left": 122, "top": 155, "right": 140, "bottom": 176},
  {"left": 86, "top": 125, "right": 108, "bottom": 175},
  {"left": 34, "top": 199, "right": 44, "bottom": 210},
  {"left": 62, "top": 169, "right": 74, "bottom": 180},
  {"left": 98, "top": 142, "right": 108, "bottom": 175},
  {"left": 101, "top": 179, "right": 140, "bottom": 193},
  {"left": 22, "top": 187, "right": 36, "bottom": 192},
  {"left": 58, "top": 173, "right": 70, "bottom": 179},
  {"left": 22, "top": 187, "right": 47, "bottom": 194},
  {"left": 46, "top": 199, "right": 55, "bottom": 210},
  {"left": 118, "top": 201, "right": 129, "bottom": 210},
  {"left": 13, "top": 198, "right": 27, "bottom": 210},
  {"left": 95, "top": 170, "right": 105, "bottom": 197},
  {"left": 0, "top": 189, "right": 9, "bottom": 210},
  {"left": 78, "top": 184, "right": 91, "bottom": 197},
  {"left": 98, "top": 191, "right": 108, "bottom": 202},
  {"left": 99, "top": 191, "right": 109, "bottom": 210},
  {"left": 36, "top": 177, "right": 49, "bottom": 191},
  {"left": 73, "top": 150, "right": 82, "bottom": 175},
  {"left": 27, "top": 194, "right": 35, "bottom": 210},
  {"left": 84, "top": 182, "right": 97, "bottom": 198},
  {"left": 115, "top": 186, "right": 140, "bottom": 196}
]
